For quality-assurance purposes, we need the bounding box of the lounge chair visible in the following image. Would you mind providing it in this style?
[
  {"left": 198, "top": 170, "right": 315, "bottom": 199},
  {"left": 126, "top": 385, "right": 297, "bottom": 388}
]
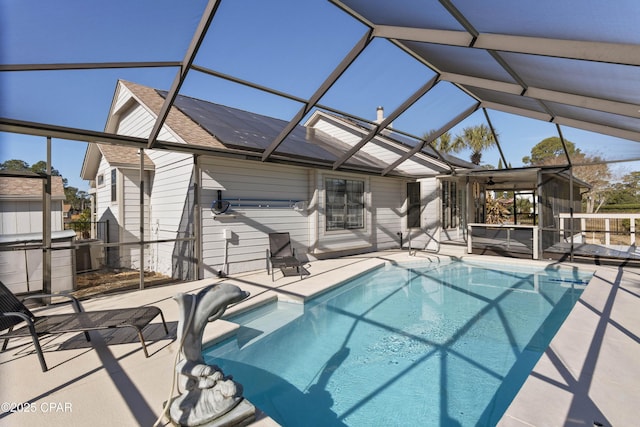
[
  {"left": 0, "top": 281, "right": 168, "bottom": 372},
  {"left": 266, "top": 232, "right": 303, "bottom": 281}
]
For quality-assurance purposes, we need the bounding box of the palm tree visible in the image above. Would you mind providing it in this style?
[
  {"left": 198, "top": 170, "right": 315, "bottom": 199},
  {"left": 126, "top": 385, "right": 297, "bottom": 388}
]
[
  {"left": 424, "top": 125, "right": 497, "bottom": 165},
  {"left": 428, "top": 131, "right": 454, "bottom": 152},
  {"left": 453, "top": 124, "right": 496, "bottom": 165}
]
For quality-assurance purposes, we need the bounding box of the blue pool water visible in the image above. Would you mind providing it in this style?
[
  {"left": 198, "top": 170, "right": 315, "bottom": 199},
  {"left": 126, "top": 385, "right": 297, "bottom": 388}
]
[{"left": 203, "top": 260, "right": 591, "bottom": 426}]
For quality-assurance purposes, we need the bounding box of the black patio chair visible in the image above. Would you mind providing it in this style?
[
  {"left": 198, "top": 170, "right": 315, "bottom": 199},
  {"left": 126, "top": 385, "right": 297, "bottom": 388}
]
[
  {"left": 0, "top": 281, "right": 168, "bottom": 372},
  {"left": 266, "top": 232, "right": 303, "bottom": 281}
]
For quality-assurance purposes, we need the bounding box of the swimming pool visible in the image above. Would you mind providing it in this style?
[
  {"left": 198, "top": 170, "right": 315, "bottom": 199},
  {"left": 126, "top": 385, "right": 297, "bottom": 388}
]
[{"left": 204, "top": 260, "right": 592, "bottom": 426}]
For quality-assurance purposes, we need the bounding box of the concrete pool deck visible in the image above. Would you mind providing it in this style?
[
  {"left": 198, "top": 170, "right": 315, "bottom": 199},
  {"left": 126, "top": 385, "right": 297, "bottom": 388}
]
[{"left": 0, "top": 249, "right": 637, "bottom": 426}]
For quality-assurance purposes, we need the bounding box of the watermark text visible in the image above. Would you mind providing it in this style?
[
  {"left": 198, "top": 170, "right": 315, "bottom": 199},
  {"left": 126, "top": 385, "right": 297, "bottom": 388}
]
[{"left": 1, "top": 401, "right": 73, "bottom": 414}]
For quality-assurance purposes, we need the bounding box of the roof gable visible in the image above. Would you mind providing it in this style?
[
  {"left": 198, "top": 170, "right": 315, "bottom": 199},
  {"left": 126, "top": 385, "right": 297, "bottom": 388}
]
[{"left": 122, "top": 81, "right": 226, "bottom": 149}]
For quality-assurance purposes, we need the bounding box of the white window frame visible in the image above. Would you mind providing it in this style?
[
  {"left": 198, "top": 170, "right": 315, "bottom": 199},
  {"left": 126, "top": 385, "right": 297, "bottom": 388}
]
[{"left": 324, "top": 176, "right": 366, "bottom": 232}]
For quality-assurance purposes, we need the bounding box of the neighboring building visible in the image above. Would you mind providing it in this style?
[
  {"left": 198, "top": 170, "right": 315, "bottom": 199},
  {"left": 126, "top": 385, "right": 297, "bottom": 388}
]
[
  {"left": 81, "top": 80, "right": 474, "bottom": 280},
  {"left": 0, "top": 175, "right": 75, "bottom": 293},
  {"left": 0, "top": 175, "right": 65, "bottom": 234}
]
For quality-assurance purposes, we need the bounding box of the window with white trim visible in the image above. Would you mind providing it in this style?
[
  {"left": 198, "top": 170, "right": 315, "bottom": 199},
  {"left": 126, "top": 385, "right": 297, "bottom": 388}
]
[
  {"left": 442, "top": 180, "right": 457, "bottom": 229},
  {"left": 325, "top": 178, "right": 364, "bottom": 231},
  {"left": 407, "top": 182, "right": 421, "bottom": 229},
  {"left": 110, "top": 169, "right": 117, "bottom": 202}
]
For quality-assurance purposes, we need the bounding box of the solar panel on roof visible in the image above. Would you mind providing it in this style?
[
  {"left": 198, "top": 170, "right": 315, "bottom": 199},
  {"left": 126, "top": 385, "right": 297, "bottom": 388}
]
[{"left": 157, "top": 90, "right": 391, "bottom": 169}]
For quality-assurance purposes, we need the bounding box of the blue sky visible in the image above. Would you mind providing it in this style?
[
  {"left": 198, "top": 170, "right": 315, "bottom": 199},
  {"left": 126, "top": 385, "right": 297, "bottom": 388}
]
[{"left": 1, "top": 0, "right": 638, "bottom": 192}]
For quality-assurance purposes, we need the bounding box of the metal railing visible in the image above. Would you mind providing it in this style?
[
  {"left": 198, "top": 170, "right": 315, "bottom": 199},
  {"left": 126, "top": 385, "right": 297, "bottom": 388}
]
[
  {"left": 467, "top": 223, "right": 539, "bottom": 259},
  {"left": 64, "top": 220, "right": 109, "bottom": 241},
  {"left": 559, "top": 213, "right": 639, "bottom": 246},
  {"left": 406, "top": 228, "right": 441, "bottom": 255}
]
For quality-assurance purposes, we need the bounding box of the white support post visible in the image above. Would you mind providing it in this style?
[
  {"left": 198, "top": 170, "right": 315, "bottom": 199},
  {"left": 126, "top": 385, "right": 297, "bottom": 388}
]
[
  {"left": 43, "top": 137, "right": 52, "bottom": 296},
  {"left": 605, "top": 219, "right": 611, "bottom": 245},
  {"left": 533, "top": 226, "right": 539, "bottom": 260},
  {"left": 467, "top": 225, "right": 473, "bottom": 254},
  {"left": 630, "top": 215, "right": 636, "bottom": 246},
  {"left": 559, "top": 219, "right": 564, "bottom": 240},
  {"left": 139, "top": 148, "right": 145, "bottom": 290}
]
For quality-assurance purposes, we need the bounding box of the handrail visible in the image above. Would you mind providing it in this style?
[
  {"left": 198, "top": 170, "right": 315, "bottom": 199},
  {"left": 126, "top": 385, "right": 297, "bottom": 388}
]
[
  {"left": 421, "top": 228, "right": 440, "bottom": 254},
  {"left": 407, "top": 228, "right": 440, "bottom": 256}
]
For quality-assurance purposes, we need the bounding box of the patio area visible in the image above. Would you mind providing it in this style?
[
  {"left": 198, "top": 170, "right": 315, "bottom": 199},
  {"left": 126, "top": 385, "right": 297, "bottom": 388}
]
[{"left": 1, "top": 247, "right": 638, "bottom": 427}]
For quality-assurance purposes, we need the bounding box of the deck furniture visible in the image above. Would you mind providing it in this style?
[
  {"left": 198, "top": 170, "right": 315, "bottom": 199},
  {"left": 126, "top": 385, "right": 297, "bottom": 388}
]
[
  {"left": 266, "top": 232, "right": 303, "bottom": 281},
  {"left": 0, "top": 281, "right": 168, "bottom": 372}
]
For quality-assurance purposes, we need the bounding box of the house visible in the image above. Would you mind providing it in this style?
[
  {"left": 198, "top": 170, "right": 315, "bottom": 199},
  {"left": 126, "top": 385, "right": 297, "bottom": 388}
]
[
  {"left": 80, "top": 80, "right": 483, "bottom": 280},
  {"left": 81, "top": 80, "right": 585, "bottom": 280},
  {"left": 0, "top": 174, "right": 75, "bottom": 293}
]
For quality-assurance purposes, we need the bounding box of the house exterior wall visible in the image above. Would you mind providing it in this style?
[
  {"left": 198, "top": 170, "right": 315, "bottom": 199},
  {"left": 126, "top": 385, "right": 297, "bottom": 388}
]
[
  {"left": 91, "top": 147, "right": 440, "bottom": 280},
  {"left": 119, "top": 168, "right": 151, "bottom": 270},
  {"left": 96, "top": 90, "right": 194, "bottom": 277},
  {"left": 117, "top": 102, "right": 179, "bottom": 143},
  {"left": 198, "top": 156, "right": 414, "bottom": 276},
  {"left": 310, "top": 170, "right": 408, "bottom": 254},
  {"left": 146, "top": 150, "right": 195, "bottom": 279},
  {"left": 94, "top": 157, "right": 119, "bottom": 266},
  {"left": 310, "top": 169, "right": 373, "bottom": 254},
  {"left": 371, "top": 175, "right": 407, "bottom": 250},
  {"left": 401, "top": 177, "right": 441, "bottom": 251},
  {"left": 200, "top": 157, "right": 310, "bottom": 277},
  {"left": 0, "top": 200, "right": 63, "bottom": 234},
  {"left": 88, "top": 84, "right": 450, "bottom": 280}
]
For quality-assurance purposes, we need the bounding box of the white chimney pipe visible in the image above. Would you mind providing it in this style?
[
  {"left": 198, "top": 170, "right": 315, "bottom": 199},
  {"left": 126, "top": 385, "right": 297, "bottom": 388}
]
[{"left": 376, "top": 106, "right": 384, "bottom": 124}]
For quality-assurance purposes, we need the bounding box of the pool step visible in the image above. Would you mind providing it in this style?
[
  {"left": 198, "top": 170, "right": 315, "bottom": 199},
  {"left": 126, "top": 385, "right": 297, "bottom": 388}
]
[{"left": 234, "top": 301, "right": 304, "bottom": 349}]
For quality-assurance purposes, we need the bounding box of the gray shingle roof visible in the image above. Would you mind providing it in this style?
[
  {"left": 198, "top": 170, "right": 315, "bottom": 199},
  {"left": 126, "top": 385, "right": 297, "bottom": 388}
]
[{"left": 0, "top": 175, "right": 65, "bottom": 199}]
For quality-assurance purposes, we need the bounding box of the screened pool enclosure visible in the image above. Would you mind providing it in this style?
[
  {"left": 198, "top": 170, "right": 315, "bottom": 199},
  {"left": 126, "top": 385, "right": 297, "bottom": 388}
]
[{"left": 1, "top": 0, "right": 639, "bottom": 292}]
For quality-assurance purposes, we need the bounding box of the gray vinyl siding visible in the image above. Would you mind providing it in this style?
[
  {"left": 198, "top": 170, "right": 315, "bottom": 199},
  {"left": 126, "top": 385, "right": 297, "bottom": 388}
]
[
  {"left": 200, "top": 157, "right": 309, "bottom": 277},
  {"left": 146, "top": 150, "right": 195, "bottom": 278},
  {"left": 117, "top": 103, "right": 178, "bottom": 142},
  {"left": 370, "top": 176, "right": 406, "bottom": 250},
  {"left": 95, "top": 157, "right": 116, "bottom": 220},
  {"left": 0, "top": 200, "right": 63, "bottom": 234},
  {"left": 120, "top": 169, "right": 151, "bottom": 270},
  {"left": 112, "top": 87, "right": 191, "bottom": 276},
  {"left": 94, "top": 157, "right": 119, "bottom": 266}
]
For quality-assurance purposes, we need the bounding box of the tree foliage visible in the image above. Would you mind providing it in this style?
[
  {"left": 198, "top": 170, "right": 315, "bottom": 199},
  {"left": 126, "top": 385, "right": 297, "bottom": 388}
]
[
  {"left": 600, "top": 171, "right": 640, "bottom": 208},
  {"left": 429, "top": 124, "right": 497, "bottom": 165},
  {"left": 0, "top": 159, "right": 30, "bottom": 171},
  {"left": 515, "top": 196, "right": 532, "bottom": 214},
  {"left": 0, "top": 158, "right": 86, "bottom": 208},
  {"left": 521, "top": 137, "right": 580, "bottom": 165},
  {"left": 522, "top": 137, "right": 613, "bottom": 213},
  {"left": 485, "top": 193, "right": 511, "bottom": 224}
]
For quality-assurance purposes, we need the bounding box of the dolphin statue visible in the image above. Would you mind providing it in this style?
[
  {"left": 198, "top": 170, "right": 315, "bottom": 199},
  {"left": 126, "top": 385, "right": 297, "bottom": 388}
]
[{"left": 170, "top": 283, "right": 252, "bottom": 426}]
